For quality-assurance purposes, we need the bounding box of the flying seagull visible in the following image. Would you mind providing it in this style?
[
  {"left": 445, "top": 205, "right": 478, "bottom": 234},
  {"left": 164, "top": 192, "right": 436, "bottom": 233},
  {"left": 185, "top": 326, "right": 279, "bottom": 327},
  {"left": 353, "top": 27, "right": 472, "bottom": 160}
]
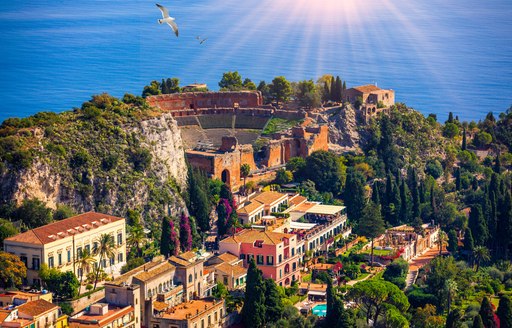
[
  {"left": 156, "top": 3, "right": 178, "bottom": 37},
  {"left": 196, "top": 36, "right": 208, "bottom": 44}
]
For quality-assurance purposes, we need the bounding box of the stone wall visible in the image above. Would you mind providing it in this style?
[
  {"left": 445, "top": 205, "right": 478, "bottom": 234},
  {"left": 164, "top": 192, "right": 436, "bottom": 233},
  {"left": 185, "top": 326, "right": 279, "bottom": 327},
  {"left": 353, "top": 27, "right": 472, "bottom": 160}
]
[{"left": 147, "top": 91, "right": 263, "bottom": 111}]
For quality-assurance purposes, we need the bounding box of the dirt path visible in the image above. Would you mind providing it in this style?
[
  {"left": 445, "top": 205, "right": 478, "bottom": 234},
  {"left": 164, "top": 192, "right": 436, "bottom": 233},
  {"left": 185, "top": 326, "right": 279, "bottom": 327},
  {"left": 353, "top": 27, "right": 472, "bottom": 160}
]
[{"left": 406, "top": 246, "right": 447, "bottom": 287}]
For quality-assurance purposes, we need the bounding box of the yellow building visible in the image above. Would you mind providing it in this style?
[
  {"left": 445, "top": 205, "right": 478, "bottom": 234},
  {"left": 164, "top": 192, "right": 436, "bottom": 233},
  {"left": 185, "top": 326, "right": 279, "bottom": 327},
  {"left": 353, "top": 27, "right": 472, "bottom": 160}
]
[
  {"left": 4, "top": 212, "right": 127, "bottom": 286},
  {"left": 0, "top": 299, "right": 68, "bottom": 328}
]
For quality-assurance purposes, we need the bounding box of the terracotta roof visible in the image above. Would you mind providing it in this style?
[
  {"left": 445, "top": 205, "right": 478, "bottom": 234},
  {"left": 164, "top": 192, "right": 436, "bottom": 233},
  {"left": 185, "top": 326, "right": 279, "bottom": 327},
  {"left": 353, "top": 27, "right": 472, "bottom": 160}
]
[
  {"left": 220, "top": 229, "right": 293, "bottom": 246},
  {"left": 214, "top": 262, "right": 247, "bottom": 278},
  {"left": 168, "top": 256, "right": 192, "bottom": 267},
  {"left": 69, "top": 305, "right": 134, "bottom": 327},
  {"left": 153, "top": 301, "right": 169, "bottom": 312},
  {"left": 351, "top": 85, "right": 382, "bottom": 93},
  {"left": 237, "top": 201, "right": 264, "bottom": 215},
  {"left": 177, "top": 251, "right": 197, "bottom": 262},
  {"left": 159, "top": 299, "right": 222, "bottom": 320},
  {"left": 310, "top": 263, "right": 334, "bottom": 271},
  {"left": 110, "top": 259, "right": 165, "bottom": 286},
  {"left": 17, "top": 299, "right": 58, "bottom": 317},
  {"left": 134, "top": 262, "right": 175, "bottom": 282},
  {"left": 290, "top": 202, "right": 317, "bottom": 213},
  {"left": 288, "top": 195, "right": 307, "bottom": 207},
  {"left": 0, "top": 310, "right": 10, "bottom": 323},
  {"left": 252, "top": 191, "right": 288, "bottom": 206},
  {"left": 216, "top": 252, "right": 239, "bottom": 264},
  {"left": 5, "top": 212, "right": 124, "bottom": 245}
]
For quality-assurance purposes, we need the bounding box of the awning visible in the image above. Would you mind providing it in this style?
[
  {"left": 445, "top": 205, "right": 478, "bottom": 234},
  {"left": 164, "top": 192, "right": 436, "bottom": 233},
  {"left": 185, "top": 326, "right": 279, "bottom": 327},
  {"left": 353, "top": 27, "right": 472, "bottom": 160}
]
[
  {"left": 290, "top": 221, "right": 317, "bottom": 230},
  {"left": 306, "top": 204, "right": 345, "bottom": 216},
  {"left": 308, "top": 290, "right": 326, "bottom": 296}
]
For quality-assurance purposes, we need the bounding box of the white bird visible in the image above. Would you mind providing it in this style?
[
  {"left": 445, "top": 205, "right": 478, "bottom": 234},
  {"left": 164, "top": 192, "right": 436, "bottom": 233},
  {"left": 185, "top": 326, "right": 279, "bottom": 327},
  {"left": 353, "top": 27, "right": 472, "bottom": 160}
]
[{"left": 156, "top": 3, "right": 178, "bottom": 37}]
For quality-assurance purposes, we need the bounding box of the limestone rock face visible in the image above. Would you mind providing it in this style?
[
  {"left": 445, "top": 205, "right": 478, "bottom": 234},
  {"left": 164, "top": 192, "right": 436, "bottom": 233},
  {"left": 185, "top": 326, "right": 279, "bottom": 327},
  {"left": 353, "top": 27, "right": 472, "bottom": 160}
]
[
  {"left": 324, "top": 105, "right": 361, "bottom": 153},
  {"left": 0, "top": 113, "right": 188, "bottom": 219}
]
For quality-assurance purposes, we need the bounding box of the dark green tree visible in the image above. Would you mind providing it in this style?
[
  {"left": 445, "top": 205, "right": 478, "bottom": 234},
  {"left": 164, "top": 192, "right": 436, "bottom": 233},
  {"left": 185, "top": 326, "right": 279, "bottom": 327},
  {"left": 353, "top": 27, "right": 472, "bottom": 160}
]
[
  {"left": 0, "top": 219, "right": 19, "bottom": 249},
  {"left": 494, "top": 154, "right": 502, "bottom": 174},
  {"left": 142, "top": 80, "right": 161, "bottom": 97},
  {"left": 264, "top": 279, "right": 283, "bottom": 324},
  {"left": 269, "top": 76, "right": 292, "bottom": 105},
  {"left": 468, "top": 205, "right": 489, "bottom": 246},
  {"left": 462, "top": 128, "right": 467, "bottom": 150},
  {"left": 378, "top": 115, "right": 399, "bottom": 173},
  {"left": 445, "top": 308, "right": 463, "bottom": 328},
  {"left": 447, "top": 112, "right": 454, "bottom": 124},
  {"left": 344, "top": 168, "right": 366, "bottom": 222},
  {"left": 295, "top": 79, "right": 320, "bottom": 108},
  {"left": 382, "top": 258, "right": 409, "bottom": 289},
  {"left": 13, "top": 199, "right": 53, "bottom": 229},
  {"left": 242, "top": 259, "right": 266, "bottom": 328},
  {"left": 447, "top": 229, "right": 458, "bottom": 254},
  {"left": 371, "top": 181, "right": 381, "bottom": 205},
  {"left": 473, "top": 314, "right": 485, "bottom": 328},
  {"left": 357, "top": 201, "right": 386, "bottom": 266},
  {"left": 480, "top": 296, "right": 499, "bottom": 328},
  {"left": 219, "top": 71, "right": 243, "bottom": 90},
  {"left": 498, "top": 295, "right": 512, "bottom": 328},
  {"left": 257, "top": 81, "right": 271, "bottom": 103},
  {"left": 242, "top": 78, "right": 257, "bottom": 90},
  {"left": 187, "top": 167, "right": 211, "bottom": 232},
  {"left": 305, "top": 150, "right": 344, "bottom": 195},
  {"left": 410, "top": 168, "right": 421, "bottom": 219},
  {"left": 160, "top": 216, "right": 172, "bottom": 257},
  {"left": 53, "top": 205, "right": 75, "bottom": 221},
  {"left": 399, "top": 177, "right": 411, "bottom": 223}
]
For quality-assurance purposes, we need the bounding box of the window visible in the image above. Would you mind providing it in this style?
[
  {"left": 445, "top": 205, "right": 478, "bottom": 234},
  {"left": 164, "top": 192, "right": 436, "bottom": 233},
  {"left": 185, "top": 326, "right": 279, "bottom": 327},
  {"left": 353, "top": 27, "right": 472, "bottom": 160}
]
[
  {"left": 291, "top": 248, "right": 295, "bottom": 256},
  {"left": 278, "top": 255, "right": 282, "bottom": 264},
  {"left": 58, "top": 253, "right": 62, "bottom": 266},
  {"left": 78, "top": 268, "right": 83, "bottom": 278},
  {"left": 102, "top": 259, "right": 107, "bottom": 268},
  {"left": 256, "top": 255, "right": 264, "bottom": 265},
  {"left": 76, "top": 247, "right": 82, "bottom": 258},
  {"left": 48, "top": 256, "right": 54, "bottom": 268},
  {"left": 67, "top": 250, "right": 71, "bottom": 263},
  {"left": 239, "top": 254, "right": 245, "bottom": 260},
  {"left": 85, "top": 244, "right": 90, "bottom": 253},
  {"left": 223, "top": 276, "right": 228, "bottom": 285},
  {"left": 118, "top": 253, "right": 123, "bottom": 263},
  {"left": 117, "top": 233, "right": 123, "bottom": 246},
  {"left": 247, "top": 254, "right": 254, "bottom": 262},
  {"left": 19, "top": 255, "right": 28, "bottom": 267},
  {"left": 188, "top": 274, "right": 193, "bottom": 283},
  {"left": 32, "top": 258, "right": 40, "bottom": 270},
  {"left": 266, "top": 256, "right": 274, "bottom": 265},
  {"left": 110, "top": 257, "right": 115, "bottom": 265}
]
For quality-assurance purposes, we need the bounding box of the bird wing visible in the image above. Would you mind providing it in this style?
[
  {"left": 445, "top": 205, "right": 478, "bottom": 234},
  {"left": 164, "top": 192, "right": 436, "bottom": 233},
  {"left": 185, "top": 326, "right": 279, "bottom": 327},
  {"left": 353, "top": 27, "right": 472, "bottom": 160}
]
[
  {"left": 200, "top": 38, "right": 208, "bottom": 44},
  {"left": 167, "top": 20, "right": 179, "bottom": 37},
  {"left": 156, "top": 4, "right": 170, "bottom": 18}
]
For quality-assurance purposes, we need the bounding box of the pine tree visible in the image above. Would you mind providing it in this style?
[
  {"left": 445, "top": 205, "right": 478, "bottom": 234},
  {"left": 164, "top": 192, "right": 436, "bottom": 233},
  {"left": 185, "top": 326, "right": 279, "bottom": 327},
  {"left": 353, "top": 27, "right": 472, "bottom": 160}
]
[
  {"left": 462, "top": 127, "right": 467, "bottom": 150},
  {"left": 160, "top": 216, "right": 172, "bottom": 258},
  {"left": 179, "top": 213, "right": 192, "bottom": 252},
  {"left": 468, "top": 205, "right": 489, "bottom": 246},
  {"left": 242, "top": 259, "right": 266, "bottom": 328},
  {"left": 498, "top": 295, "right": 512, "bottom": 328},
  {"left": 160, "top": 79, "right": 169, "bottom": 94},
  {"left": 480, "top": 296, "right": 499, "bottom": 328},
  {"left": 357, "top": 201, "right": 386, "bottom": 267},
  {"left": 263, "top": 279, "right": 283, "bottom": 324}
]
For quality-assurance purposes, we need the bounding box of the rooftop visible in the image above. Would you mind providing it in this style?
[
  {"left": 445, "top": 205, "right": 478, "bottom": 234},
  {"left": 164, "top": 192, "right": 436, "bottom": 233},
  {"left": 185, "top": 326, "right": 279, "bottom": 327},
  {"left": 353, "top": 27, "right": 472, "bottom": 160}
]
[
  {"left": 237, "top": 201, "right": 265, "bottom": 215},
  {"left": 110, "top": 258, "right": 167, "bottom": 286},
  {"left": 306, "top": 204, "right": 345, "bottom": 216},
  {"left": 215, "top": 252, "right": 239, "bottom": 264},
  {"left": 220, "top": 229, "right": 293, "bottom": 246},
  {"left": 252, "top": 191, "right": 288, "bottom": 206},
  {"left": 134, "top": 262, "right": 176, "bottom": 282},
  {"left": 16, "top": 299, "right": 58, "bottom": 317},
  {"left": 69, "top": 305, "right": 134, "bottom": 327},
  {"left": 351, "top": 84, "right": 382, "bottom": 93},
  {"left": 5, "top": 212, "right": 124, "bottom": 245},
  {"left": 159, "top": 298, "right": 222, "bottom": 320},
  {"left": 214, "top": 262, "right": 247, "bottom": 278}
]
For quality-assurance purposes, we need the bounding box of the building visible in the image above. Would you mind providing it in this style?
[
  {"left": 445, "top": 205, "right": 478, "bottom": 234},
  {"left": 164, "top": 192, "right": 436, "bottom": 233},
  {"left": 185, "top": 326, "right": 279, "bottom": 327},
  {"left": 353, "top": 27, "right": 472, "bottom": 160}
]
[
  {"left": 107, "top": 258, "right": 181, "bottom": 328},
  {"left": 69, "top": 303, "right": 137, "bottom": 328},
  {"left": 343, "top": 84, "right": 395, "bottom": 107},
  {"left": 150, "top": 298, "right": 226, "bottom": 328},
  {"left": 4, "top": 212, "right": 127, "bottom": 286},
  {"left": 168, "top": 252, "right": 207, "bottom": 302},
  {"left": 0, "top": 299, "right": 68, "bottom": 328},
  {"left": 0, "top": 290, "right": 52, "bottom": 308},
  {"left": 237, "top": 191, "right": 289, "bottom": 225},
  {"left": 219, "top": 229, "right": 301, "bottom": 286},
  {"left": 380, "top": 223, "right": 440, "bottom": 261},
  {"left": 205, "top": 253, "right": 247, "bottom": 291}
]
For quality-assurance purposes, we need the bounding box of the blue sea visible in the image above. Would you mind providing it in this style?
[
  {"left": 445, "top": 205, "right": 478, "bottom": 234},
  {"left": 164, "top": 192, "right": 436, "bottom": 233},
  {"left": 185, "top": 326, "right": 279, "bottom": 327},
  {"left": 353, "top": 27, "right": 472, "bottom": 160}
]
[{"left": 0, "top": 0, "right": 511, "bottom": 123}]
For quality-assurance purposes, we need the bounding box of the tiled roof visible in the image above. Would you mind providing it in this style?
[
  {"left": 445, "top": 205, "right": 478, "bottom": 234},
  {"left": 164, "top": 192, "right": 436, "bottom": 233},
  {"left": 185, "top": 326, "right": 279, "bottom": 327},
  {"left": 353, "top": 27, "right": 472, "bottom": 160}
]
[
  {"left": 237, "top": 201, "right": 264, "bottom": 215},
  {"left": 216, "top": 252, "right": 239, "bottom": 264},
  {"left": 168, "top": 256, "right": 192, "bottom": 267},
  {"left": 177, "top": 251, "right": 197, "bottom": 262},
  {"left": 17, "top": 299, "right": 58, "bottom": 317},
  {"left": 214, "top": 262, "right": 247, "bottom": 278},
  {"left": 310, "top": 263, "right": 334, "bottom": 271},
  {"left": 220, "top": 229, "right": 292, "bottom": 246},
  {"left": 351, "top": 85, "right": 382, "bottom": 93},
  {"left": 110, "top": 259, "right": 165, "bottom": 286},
  {"left": 134, "top": 262, "right": 175, "bottom": 282},
  {"left": 5, "top": 212, "right": 124, "bottom": 245},
  {"left": 153, "top": 301, "right": 169, "bottom": 312},
  {"left": 288, "top": 195, "right": 307, "bottom": 207},
  {"left": 252, "top": 191, "right": 288, "bottom": 206},
  {"left": 0, "top": 311, "right": 10, "bottom": 323}
]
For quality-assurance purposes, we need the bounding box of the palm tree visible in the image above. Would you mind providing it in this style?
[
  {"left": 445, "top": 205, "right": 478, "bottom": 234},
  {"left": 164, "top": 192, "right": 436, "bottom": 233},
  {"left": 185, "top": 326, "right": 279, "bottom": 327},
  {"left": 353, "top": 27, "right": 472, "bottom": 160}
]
[
  {"left": 92, "top": 233, "right": 116, "bottom": 290},
  {"left": 473, "top": 245, "right": 491, "bottom": 271},
  {"left": 127, "top": 226, "right": 145, "bottom": 257},
  {"left": 240, "top": 164, "right": 251, "bottom": 195},
  {"left": 437, "top": 231, "right": 448, "bottom": 255},
  {"left": 75, "top": 248, "right": 96, "bottom": 296},
  {"left": 445, "top": 279, "right": 458, "bottom": 315}
]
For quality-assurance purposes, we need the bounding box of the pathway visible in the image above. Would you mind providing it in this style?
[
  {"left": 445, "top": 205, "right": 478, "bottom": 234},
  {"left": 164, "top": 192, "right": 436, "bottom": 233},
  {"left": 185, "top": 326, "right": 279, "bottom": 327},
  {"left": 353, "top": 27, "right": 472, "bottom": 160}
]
[{"left": 406, "top": 246, "right": 447, "bottom": 287}]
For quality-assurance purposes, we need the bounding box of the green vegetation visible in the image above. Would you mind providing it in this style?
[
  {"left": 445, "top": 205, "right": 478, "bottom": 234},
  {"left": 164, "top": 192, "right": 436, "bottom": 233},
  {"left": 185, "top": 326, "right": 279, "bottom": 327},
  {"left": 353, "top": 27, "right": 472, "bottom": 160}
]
[{"left": 262, "top": 117, "right": 301, "bottom": 135}]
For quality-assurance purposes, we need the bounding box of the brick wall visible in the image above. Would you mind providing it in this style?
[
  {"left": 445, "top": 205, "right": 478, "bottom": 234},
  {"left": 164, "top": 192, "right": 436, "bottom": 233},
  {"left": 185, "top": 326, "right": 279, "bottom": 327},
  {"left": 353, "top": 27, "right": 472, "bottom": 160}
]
[{"left": 147, "top": 91, "right": 263, "bottom": 111}]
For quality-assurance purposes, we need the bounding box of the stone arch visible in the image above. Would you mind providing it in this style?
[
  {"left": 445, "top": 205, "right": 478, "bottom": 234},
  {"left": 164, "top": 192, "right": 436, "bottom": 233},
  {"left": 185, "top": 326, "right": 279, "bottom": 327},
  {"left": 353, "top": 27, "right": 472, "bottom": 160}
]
[
  {"left": 285, "top": 277, "right": 290, "bottom": 285},
  {"left": 221, "top": 169, "right": 231, "bottom": 185}
]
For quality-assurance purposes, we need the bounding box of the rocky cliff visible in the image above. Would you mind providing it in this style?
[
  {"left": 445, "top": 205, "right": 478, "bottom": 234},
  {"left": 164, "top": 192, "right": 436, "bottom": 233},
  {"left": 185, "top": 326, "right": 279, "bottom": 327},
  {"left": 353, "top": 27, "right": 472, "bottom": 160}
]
[{"left": 0, "top": 97, "right": 188, "bottom": 224}]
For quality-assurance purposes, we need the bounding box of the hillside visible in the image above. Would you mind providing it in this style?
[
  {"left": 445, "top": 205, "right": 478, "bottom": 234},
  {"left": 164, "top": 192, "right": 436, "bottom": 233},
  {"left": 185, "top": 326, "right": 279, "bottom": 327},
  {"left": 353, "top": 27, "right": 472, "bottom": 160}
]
[{"left": 0, "top": 93, "right": 187, "bottom": 228}]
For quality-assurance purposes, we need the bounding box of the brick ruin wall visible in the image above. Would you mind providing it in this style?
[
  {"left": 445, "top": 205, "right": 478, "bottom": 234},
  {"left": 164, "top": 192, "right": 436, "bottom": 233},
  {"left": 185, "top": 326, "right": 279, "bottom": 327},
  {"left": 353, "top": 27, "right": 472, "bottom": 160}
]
[{"left": 147, "top": 91, "right": 263, "bottom": 111}]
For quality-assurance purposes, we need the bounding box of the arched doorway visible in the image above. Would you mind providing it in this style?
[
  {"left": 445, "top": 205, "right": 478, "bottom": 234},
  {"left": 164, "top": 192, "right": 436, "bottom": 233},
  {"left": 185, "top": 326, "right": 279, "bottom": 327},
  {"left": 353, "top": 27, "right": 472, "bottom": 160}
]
[{"left": 221, "top": 169, "right": 230, "bottom": 185}]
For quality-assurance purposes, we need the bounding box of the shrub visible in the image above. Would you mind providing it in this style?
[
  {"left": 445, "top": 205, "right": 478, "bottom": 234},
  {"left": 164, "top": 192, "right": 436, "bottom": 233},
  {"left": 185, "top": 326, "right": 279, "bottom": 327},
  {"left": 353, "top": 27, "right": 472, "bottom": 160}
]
[{"left": 60, "top": 302, "right": 74, "bottom": 315}]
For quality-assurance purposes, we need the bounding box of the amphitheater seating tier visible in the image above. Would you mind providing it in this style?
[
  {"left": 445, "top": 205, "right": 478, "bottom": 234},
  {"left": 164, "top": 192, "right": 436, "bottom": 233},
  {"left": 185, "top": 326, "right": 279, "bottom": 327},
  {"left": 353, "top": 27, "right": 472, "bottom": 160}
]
[
  {"left": 197, "top": 114, "right": 234, "bottom": 129},
  {"left": 234, "top": 114, "right": 270, "bottom": 129},
  {"left": 175, "top": 116, "right": 200, "bottom": 127}
]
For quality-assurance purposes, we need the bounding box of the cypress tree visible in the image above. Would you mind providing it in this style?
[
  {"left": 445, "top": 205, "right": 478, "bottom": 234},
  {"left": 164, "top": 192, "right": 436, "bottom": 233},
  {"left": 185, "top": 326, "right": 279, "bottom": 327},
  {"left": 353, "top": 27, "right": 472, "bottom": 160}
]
[
  {"left": 344, "top": 169, "right": 366, "bottom": 223},
  {"left": 447, "top": 112, "right": 454, "bottom": 124},
  {"left": 419, "top": 180, "right": 426, "bottom": 204},
  {"left": 472, "top": 176, "right": 479, "bottom": 190},
  {"left": 463, "top": 228, "right": 475, "bottom": 253},
  {"left": 160, "top": 78, "right": 169, "bottom": 94},
  {"left": 498, "top": 295, "right": 512, "bottom": 328},
  {"left": 473, "top": 314, "right": 484, "bottom": 328},
  {"left": 371, "top": 181, "right": 381, "bottom": 205},
  {"left": 399, "top": 177, "right": 410, "bottom": 223},
  {"left": 160, "top": 216, "right": 171, "bottom": 258},
  {"left": 179, "top": 213, "right": 192, "bottom": 252},
  {"left": 455, "top": 167, "right": 461, "bottom": 191},
  {"left": 327, "top": 280, "right": 354, "bottom": 327},
  {"left": 242, "top": 259, "right": 266, "bottom": 328},
  {"left": 263, "top": 279, "right": 283, "bottom": 324},
  {"left": 497, "top": 190, "right": 512, "bottom": 260},
  {"left": 446, "top": 308, "right": 463, "bottom": 328},
  {"left": 188, "top": 167, "right": 212, "bottom": 232},
  {"left": 447, "top": 229, "right": 458, "bottom": 254},
  {"left": 335, "top": 76, "right": 342, "bottom": 102},
  {"left": 462, "top": 128, "right": 467, "bottom": 150},
  {"left": 468, "top": 205, "right": 489, "bottom": 246},
  {"left": 410, "top": 168, "right": 420, "bottom": 219},
  {"left": 480, "top": 296, "right": 499, "bottom": 328},
  {"left": 494, "top": 154, "right": 502, "bottom": 174},
  {"left": 330, "top": 78, "right": 336, "bottom": 102}
]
